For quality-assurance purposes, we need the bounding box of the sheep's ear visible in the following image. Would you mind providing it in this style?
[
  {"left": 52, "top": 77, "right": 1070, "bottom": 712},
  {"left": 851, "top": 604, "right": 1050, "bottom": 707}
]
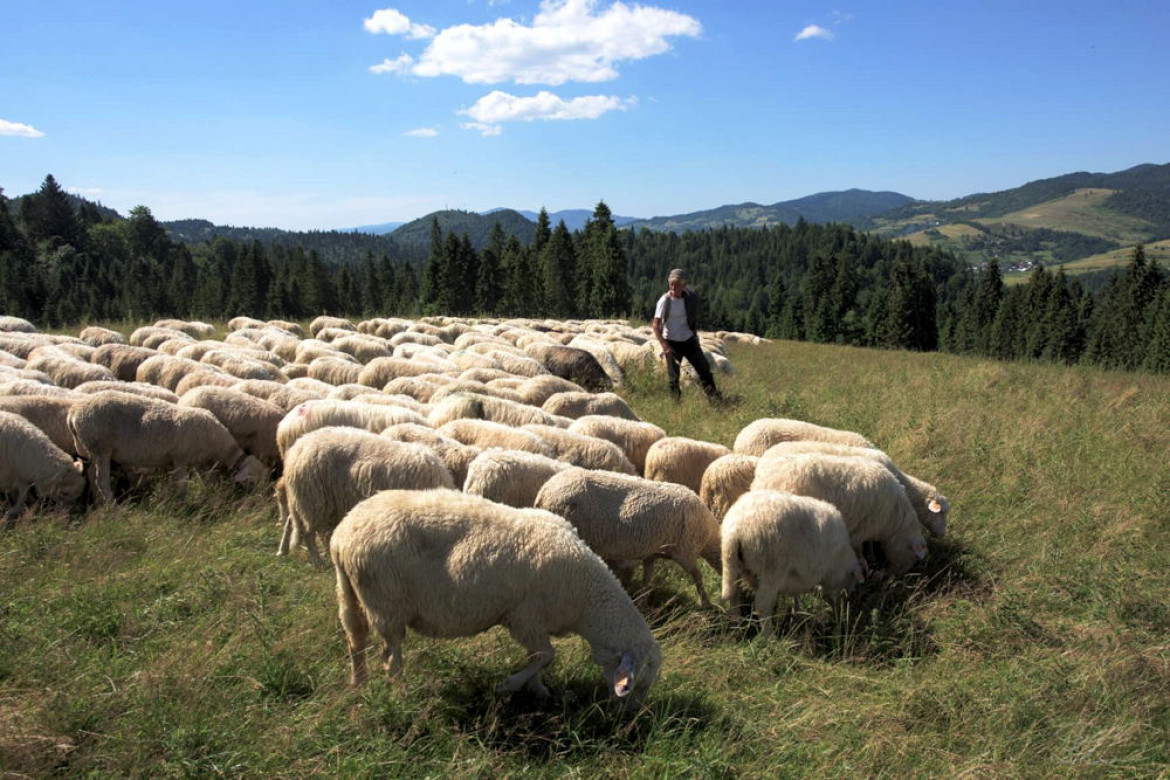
[
  {"left": 928, "top": 498, "right": 944, "bottom": 514},
  {"left": 613, "top": 652, "right": 636, "bottom": 698}
]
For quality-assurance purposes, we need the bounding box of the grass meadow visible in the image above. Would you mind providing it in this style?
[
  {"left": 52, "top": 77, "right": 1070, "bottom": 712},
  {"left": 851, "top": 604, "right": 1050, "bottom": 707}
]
[{"left": 1, "top": 335, "right": 1166, "bottom": 777}]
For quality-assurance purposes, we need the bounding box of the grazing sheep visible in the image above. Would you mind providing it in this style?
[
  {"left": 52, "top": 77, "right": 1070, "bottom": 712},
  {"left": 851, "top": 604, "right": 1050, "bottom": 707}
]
[
  {"left": 0, "top": 378, "right": 76, "bottom": 398},
  {"left": 91, "top": 344, "right": 160, "bottom": 382},
  {"left": 566, "top": 336, "right": 624, "bottom": 386},
  {"left": 0, "top": 316, "right": 37, "bottom": 333},
  {"left": 275, "top": 399, "right": 430, "bottom": 458},
  {"left": 699, "top": 453, "right": 760, "bottom": 522},
  {"left": 67, "top": 391, "right": 269, "bottom": 504},
  {"left": 760, "top": 440, "right": 950, "bottom": 537},
  {"left": 567, "top": 416, "right": 666, "bottom": 475},
  {"left": 437, "top": 418, "right": 556, "bottom": 458},
  {"left": 734, "top": 417, "right": 875, "bottom": 456},
  {"left": 228, "top": 316, "right": 267, "bottom": 331},
  {"left": 308, "top": 356, "right": 364, "bottom": 386},
  {"left": 72, "top": 380, "right": 179, "bottom": 403},
  {"left": 78, "top": 326, "right": 127, "bottom": 346},
  {"left": 179, "top": 385, "right": 285, "bottom": 465},
  {"left": 0, "top": 411, "right": 85, "bottom": 525},
  {"left": 173, "top": 369, "right": 238, "bottom": 397},
  {"left": 751, "top": 453, "right": 927, "bottom": 575},
  {"left": 542, "top": 391, "right": 639, "bottom": 421},
  {"left": 512, "top": 374, "right": 584, "bottom": 406},
  {"left": 331, "top": 489, "right": 661, "bottom": 702},
  {"left": 428, "top": 391, "right": 565, "bottom": 429},
  {"left": 522, "top": 424, "right": 638, "bottom": 474},
  {"left": 136, "top": 354, "right": 220, "bottom": 392},
  {"left": 380, "top": 423, "right": 481, "bottom": 486},
  {"left": 154, "top": 319, "right": 217, "bottom": 340},
  {"left": 26, "top": 352, "right": 116, "bottom": 389},
  {"left": 0, "top": 395, "right": 78, "bottom": 455},
  {"left": 463, "top": 448, "right": 573, "bottom": 507},
  {"left": 309, "top": 316, "right": 356, "bottom": 337},
  {"left": 356, "top": 356, "right": 446, "bottom": 388},
  {"left": 276, "top": 427, "right": 454, "bottom": 563},
  {"left": 643, "top": 436, "right": 732, "bottom": 493},
  {"left": 129, "top": 325, "right": 195, "bottom": 350},
  {"left": 525, "top": 344, "right": 613, "bottom": 391},
  {"left": 489, "top": 350, "right": 549, "bottom": 378},
  {"left": 534, "top": 467, "right": 722, "bottom": 607},
  {"left": 331, "top": 334, "right": 394, "bottom": 364},
  {"left": 381, "top": 375, "right": 453, "bottom": 403},
  {"left": 720, "top": 490, "right": 865, "bottom": 636}
]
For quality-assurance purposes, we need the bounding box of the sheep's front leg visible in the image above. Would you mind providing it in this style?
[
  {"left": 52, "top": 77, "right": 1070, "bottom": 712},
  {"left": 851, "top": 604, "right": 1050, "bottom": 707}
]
[
  {"left": 170, "top": 463, "right": 190, "bottom": 498},
  {"left": 91, "top": 454, "right": 114, "bottom": 505},
  {"left": 752, "top": 580, "right": 782, "bottom": 639},
  {"left": 4, "top": 486, "right": 30, "bottom": 528},
  {"left": 500, "top": 633, "right": 554, "bottom": 698}
]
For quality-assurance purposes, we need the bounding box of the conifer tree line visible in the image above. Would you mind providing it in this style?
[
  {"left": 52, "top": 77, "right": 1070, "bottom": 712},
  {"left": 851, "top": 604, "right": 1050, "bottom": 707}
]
[{"left": 2, "top": 175, "right": 1167, "bottom": 373}]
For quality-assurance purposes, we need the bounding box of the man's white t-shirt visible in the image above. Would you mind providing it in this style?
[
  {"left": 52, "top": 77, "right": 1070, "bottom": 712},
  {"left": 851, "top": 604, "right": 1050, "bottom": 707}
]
[{"left": 655, "top": 292, "right": 693, "bottom": 341}]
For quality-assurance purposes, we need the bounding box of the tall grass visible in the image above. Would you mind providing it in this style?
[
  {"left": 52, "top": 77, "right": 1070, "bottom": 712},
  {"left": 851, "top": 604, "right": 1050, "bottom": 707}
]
[{"left": 2, "top": 339, "right": 1166, "bottom": 776}]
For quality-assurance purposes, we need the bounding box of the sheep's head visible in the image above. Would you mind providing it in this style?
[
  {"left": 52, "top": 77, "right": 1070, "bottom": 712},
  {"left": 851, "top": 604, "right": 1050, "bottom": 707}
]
[
  {"left": 884, "top": 531, "right": 929, "bottom": 575},
  {"left": 598, "top": 642, "right": 661, "bottom": 707},
  {"left": 924, "top": 494, "right": 950, "bottom": 537},
  {"left": 233, "top": 453, "right": 269, "bottom": 487}
]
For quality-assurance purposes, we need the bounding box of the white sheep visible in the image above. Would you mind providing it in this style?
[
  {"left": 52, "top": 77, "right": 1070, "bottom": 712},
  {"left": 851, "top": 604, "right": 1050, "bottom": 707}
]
[
  {"left": 541, "top": 391, "right": 639, "bottom": 421},
  {"left": 463, "top": 448, "right": 573, "bottom": 507},
  {"left": 643, "top": 436, "right": 732, "bottom": 494},
  {"left": 91, "top": 344, "right": 160, "bottom": 382},
  {"left": 428, "top": 391, "right": 567, "bottom": 429},
  {"left": 179, "top": 385, "right": 285, "bottom": 465},
  {"left": 275, "top": 399, "right": 432, "bottom": 458},
  {"left": 760, "top": 440, "right": 950, "bottom": 537},
  {"left": 78, "top": 326, "right": 127, "bottom": 346},
  {"left": 521, "top": 424, "right": 637, "bottom": 474},
  {"left": 436, "top": 418, "right": 556, "bottom": 458},
  {"left": 566, "top": 416, "right": 666, "bottom": 475},
  {"left": 67, "top": 391, "right": 269, "bottom": 504},
  {"left": 698, "top": 453, "right": 759, "bottom": 522},
  {"left": 276, "top": 427, "right": 454, "bottom": 563},
  {"left": 751, "top": 453, "right": 927, "bottom": 575},
  {"left": 380, "top": 423, "right": 481, "bottom": 487},
  {"left": 720, "top": 490, "right": 865, "bottom": 636},
  {"left": 72, "top": 380, "right": 180, "bottom": 403},
  {"left": 0, "top": 394, "right": 78, "bottom": 455},
  {"left": 734, "top": 417, "right": 875, "bottom": 455},
  {"left": 331, "top": 489, "right": 661, "bottom": 702},
  {"left": 0, "top": 410, "right": 85, "bottom": 526},
  {"left": 534, "top": 467, "right": 722, "bottom": 607}
]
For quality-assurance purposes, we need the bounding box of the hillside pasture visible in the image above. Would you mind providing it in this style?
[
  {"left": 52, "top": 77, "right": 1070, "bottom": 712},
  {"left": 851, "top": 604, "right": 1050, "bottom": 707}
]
[
  {"left": 0, "top": 333, "right": 1166, "bottom": 776},
  {"left": 985, "top": 188, "right": 1154, "bottom": 244}
]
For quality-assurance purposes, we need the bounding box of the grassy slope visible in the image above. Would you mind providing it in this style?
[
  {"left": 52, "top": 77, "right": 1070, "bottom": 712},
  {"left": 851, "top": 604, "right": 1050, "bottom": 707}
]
[{"left": 2, "top": 340, "right": 1167, "bottom": 776}]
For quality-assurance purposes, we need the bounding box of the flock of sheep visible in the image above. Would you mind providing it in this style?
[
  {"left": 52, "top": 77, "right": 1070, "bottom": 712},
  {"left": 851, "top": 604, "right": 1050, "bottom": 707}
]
[{"left": 0, "top": 312, "right": 948, "bottom": 706}]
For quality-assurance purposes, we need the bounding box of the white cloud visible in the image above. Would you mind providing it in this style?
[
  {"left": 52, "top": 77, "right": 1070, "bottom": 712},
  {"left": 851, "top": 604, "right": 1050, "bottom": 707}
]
[
  {"left": 404, "top": 127, "right": 439, "bottom": 137},
  {"left": 459, "top": 90, "right": 634, "bottom": 134},
  {"left": 794, "top": 24, "right": 834, "bottom": 42},
  {"left": 378, "top": 0, "right": 702, "bottom": 86},
  {"left": 460, "top": 121, "right": 504, "bottom": 137},
  {"left": 370, "top": 54, "right": 415, "bottom": 75},
  {"left": 364, "top": 8, "right": 436, "bottom": 39},
  {"left": 0, "top": 119, "right": 45, "bottom": 138}
]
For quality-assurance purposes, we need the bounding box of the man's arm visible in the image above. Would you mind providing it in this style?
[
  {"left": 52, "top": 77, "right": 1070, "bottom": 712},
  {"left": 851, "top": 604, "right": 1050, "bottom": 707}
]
[{"left": 652, "top": 317, "right": 672, "bottom": 355}]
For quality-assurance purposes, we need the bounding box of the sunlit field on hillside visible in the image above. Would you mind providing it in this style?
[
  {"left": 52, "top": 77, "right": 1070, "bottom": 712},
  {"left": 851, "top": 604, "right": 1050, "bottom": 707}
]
[{"left": 1, "top": 331, "right": 1166, "bottom": 776}]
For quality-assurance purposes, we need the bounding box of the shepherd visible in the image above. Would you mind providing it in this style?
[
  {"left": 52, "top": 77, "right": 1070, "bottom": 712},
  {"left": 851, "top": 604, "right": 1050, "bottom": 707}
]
[{"left": 651, "top": 268, "right": 721, "bottom": 402}]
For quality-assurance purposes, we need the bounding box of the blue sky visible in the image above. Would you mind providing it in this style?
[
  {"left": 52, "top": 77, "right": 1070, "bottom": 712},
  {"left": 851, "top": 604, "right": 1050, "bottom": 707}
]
[{"left": 3, "top": 0, "right": 1167, "bottom": 230}]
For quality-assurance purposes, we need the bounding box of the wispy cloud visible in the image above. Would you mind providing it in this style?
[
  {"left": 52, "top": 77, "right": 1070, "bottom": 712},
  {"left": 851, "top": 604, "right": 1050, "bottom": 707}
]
[
  {"left": 370, "top": 54, "right": 415, "bottom": 75},
  {"left": 404, "top": 127, "right": 439, "bottom": 137},
  {"left": 371, "top": 0, "right": 702, "bottom": 86},
  {"left": 363, "top": 8, "right": 435, "bottom": 40},
  {"left": 794, "top": 24, "right": 834, "bottom": 42},
  {"left": 459, "top": 90, "right": 634, "bottom": 135},
  {"left": 0, "top": 119, "right": 45, "bottom": 138}
]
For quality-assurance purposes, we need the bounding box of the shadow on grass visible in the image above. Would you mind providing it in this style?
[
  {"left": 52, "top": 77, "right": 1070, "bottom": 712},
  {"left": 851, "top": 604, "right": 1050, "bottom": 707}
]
[
  {"left": 430, "top": 670, "right": 724, "bottom": 762},
  {"left": 716, "top": 536, "right": 990, "bottom": 667}
]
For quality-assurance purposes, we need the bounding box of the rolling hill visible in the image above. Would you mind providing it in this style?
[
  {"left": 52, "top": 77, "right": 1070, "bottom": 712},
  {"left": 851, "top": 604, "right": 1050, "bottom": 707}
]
[
  {"left": 858, "top": 162, "right": 1170, "bottom": 274},
  {"left": 624, "top": 189, "right": 915, "bottom": 232},
  {"left": 387, "top": 208, "right": 537, "bottom": 250}
]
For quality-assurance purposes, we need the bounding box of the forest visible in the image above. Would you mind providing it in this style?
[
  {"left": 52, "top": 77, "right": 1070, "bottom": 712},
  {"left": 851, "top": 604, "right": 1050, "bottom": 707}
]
[{"left": 2, "top": 174, "right": 1167, "bottom": 373}]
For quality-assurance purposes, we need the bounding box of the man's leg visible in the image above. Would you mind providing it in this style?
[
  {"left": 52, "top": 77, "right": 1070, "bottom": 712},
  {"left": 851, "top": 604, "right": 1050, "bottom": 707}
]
[
  {"left": 665, "top": 340, "right": 684, "bottom": 399},
  {"left": 681, "top": 336, "right": 720, "bottom": 399}
]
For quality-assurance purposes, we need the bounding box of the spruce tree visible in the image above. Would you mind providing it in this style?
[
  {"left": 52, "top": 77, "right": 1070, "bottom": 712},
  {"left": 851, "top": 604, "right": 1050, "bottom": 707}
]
[{"left": 541, "top": 220, "right": 577, "bottom": 317}]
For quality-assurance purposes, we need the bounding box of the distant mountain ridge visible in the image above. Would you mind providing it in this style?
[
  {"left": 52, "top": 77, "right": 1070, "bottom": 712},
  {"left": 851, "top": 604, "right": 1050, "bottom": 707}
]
[{"left": 625, "top": 189, "right": 917, "bottom": 232}]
